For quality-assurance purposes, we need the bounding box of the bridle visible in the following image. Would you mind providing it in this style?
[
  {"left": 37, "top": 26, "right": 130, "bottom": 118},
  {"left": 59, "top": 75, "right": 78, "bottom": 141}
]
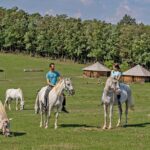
[{"left": 64, "top": 79, "right": 74, "bottom": 95}]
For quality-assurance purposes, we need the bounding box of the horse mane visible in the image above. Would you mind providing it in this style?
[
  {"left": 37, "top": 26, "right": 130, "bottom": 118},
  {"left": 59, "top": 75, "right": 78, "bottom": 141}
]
[
  {"left": 104, "top": 76, "right": 118, "bottom": 92},
  {"left": 53, "top": 79, "right": 64, "bottom": 92},
  {"left": 104, "top": 77, "right": 112, "bottom": 90},
  {"left": 0, "top": 101, "right": 8, "bottom": 120}
]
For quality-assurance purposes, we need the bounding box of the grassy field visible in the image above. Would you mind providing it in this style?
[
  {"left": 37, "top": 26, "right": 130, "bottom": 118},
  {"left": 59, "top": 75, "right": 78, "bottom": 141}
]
[{"left": 0, "top": 53, "right": 150, "bottom": 150}]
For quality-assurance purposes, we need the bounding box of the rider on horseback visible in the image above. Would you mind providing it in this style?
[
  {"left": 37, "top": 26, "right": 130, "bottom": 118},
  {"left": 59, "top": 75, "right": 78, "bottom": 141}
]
[
  {"left": 110, "top": 63, "right": 122, "bottom": 103},
  {"left": 44, "top": 63, "right": 69, "bottom": 113}
]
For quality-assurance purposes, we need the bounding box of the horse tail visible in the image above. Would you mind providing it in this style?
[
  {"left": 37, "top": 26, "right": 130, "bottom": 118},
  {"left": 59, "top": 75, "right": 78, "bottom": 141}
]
[
  {"left": 35, "top": 92, "right": 40, "bottom": 114},
  {"left": 128, "top": 88, "right": 134, "bottom": 110},
  {"left": 5, "top": 90, "right": 8, "bottom": 101},
  {"left": 4, "top": 89, "right": 10, "bottom": 107}
]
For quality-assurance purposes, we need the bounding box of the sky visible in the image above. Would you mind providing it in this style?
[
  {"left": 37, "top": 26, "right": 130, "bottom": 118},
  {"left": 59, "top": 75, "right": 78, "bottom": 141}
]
[{"left": 0, "top": 0, "right": 150, "bottom": 24}]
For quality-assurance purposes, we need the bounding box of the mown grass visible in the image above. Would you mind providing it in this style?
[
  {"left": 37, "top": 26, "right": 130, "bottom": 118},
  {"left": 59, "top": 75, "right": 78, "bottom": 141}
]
[{"left": 0, "top": 53, "right": 150, "bottom": 150}]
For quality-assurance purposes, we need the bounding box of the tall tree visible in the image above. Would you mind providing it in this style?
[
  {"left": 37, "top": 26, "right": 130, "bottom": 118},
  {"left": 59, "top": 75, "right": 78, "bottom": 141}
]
[{"left": 118, "top": 14, "right": 137, "bottom": 25}]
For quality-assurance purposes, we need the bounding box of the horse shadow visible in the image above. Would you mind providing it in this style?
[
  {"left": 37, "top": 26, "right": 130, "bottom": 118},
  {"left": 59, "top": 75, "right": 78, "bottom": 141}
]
[
  {"left": 10, "top": 131, "right": 26, "bottom": 137},
  {"left": 0, "top": 131, "right": 26, "bottom": 137},
  {"left": 23, "top": 108, "right": 34, "bottom": 111},
  {"left": 124, "top": 122, "right": 150, "bottom": 128},
  {"left": 60, "top": 124, "right": 97, "bottom": 128},
  {"left": 61, "top": 122, "right": 150, "bottom": 129}
]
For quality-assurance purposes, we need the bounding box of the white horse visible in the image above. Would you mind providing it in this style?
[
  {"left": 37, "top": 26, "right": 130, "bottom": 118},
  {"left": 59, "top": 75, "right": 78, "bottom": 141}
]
[
  {"left": 102, "top": 77, "right": 134, "bottom": 129},
  {"left": 35, "top": 78, "right": 75, "bottom": 129},
  {"left": 0, "top": 101, "right": 11, "bottom": 136},
  {"left": 4, "top": 88, "right": 24, "bottom": 111}
]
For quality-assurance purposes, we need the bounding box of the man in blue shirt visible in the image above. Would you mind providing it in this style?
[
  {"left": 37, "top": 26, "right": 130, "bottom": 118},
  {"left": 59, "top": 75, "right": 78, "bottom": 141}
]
[
  {"left": 46, "top": 64, "right": 60, "bottom": 86},
  {"left": 44, "top": 63, "right": 69, "bottom": 113}
]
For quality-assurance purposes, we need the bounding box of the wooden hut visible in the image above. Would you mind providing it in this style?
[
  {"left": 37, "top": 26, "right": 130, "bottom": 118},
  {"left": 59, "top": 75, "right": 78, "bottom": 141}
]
[
  {"left": 82, "top": 62, "right": 111, "bottom": 78},
  {"left": 122, "top": 65, "right": 150, "bottom": 83}
]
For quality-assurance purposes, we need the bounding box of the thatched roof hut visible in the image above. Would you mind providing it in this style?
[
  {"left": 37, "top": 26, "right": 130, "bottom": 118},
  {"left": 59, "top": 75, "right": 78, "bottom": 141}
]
[
  {"left": 122, "top": 65, "right": 150, "bottom": 83},
  {"left": 82, "top": 62, "right": 111, "bottom": 78}
]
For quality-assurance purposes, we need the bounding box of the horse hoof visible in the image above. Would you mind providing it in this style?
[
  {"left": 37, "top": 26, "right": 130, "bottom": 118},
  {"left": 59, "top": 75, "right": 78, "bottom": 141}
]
[
  {"left": 54, "top": 127, "right": 57, "bottom": 130},
  {"left": 123, "top": 124, "right": 127, "bottom": 127},
  {"left": 102, "top": 126, "right": 107, "bottom": 130},
  {"left": 116, "top": 124, "right": 120, "bottom": 127},
  {"left": 108, "top": 126, "right": 112, "bottom": 129},
  {"left": 45, "top": 126, "right": 48, "bottom": 129}
]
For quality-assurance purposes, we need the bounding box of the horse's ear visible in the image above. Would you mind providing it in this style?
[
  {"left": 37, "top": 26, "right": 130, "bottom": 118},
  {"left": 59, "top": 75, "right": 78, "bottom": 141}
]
[{"left": 65, "top": 77, "right": 69, "bottom": 81}]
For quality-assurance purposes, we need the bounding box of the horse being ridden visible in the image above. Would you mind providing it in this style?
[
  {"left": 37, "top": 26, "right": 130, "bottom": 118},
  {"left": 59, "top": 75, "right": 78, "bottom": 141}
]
[
  {"left": 102, "top": 77, "right": 134, "bottom": 129},
  {"left": 35, "top": 78, "right": 75, "bottom": 129}
]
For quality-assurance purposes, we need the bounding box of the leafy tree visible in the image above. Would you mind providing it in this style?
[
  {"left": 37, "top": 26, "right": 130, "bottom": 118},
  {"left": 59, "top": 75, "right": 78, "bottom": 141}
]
[
  {"left": 0, "top": 7, "right": 150, "bottom": 68},
  {"left": 118, "top": 14, "right": 137, "bottom": 25},
  {"left": 132, "top": 33, "right": 150, "bottom": 68}
]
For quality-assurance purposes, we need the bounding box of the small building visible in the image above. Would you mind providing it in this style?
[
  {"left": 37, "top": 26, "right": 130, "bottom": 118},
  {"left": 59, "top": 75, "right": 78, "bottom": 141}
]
[
  {"left": 82, "top": 62, "right": 111, "bottom": 78},
  {"left": 122, "top": 65, "right": 150, "bottom": 83}
]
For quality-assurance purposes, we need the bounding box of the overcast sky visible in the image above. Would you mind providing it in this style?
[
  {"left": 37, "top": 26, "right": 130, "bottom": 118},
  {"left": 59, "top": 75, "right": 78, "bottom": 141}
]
[{"left": 0, "top": 0, "right": 150, "bottom": 24}]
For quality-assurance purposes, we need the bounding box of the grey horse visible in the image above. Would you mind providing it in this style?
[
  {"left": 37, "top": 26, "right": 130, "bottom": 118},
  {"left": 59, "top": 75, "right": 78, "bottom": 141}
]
[{"left": 102, "top": 77, "right": 134, "bottom": 129}]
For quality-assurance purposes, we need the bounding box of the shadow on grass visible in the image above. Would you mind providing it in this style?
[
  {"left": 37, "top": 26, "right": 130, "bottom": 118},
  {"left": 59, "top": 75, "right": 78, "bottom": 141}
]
[
  {"left": 124, "top": 122, "right": 150, "bottom": 128},
  {"left": 0, "top": 131, "right": 26, "bottom": 137},
  {"left": 23, "top": 108, "right": 34, "bottom": 111},
  {"left": 10, "top": 131, "right": 26, "bottom": 137},
  {"left": 60, "top": 124, "right": 96, "bottom": 128}
]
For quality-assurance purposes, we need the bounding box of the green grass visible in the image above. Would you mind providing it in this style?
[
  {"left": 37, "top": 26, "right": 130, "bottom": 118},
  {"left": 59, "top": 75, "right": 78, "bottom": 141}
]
[{"left": 0, "top": 53, "right": 150, "bottom": 150}]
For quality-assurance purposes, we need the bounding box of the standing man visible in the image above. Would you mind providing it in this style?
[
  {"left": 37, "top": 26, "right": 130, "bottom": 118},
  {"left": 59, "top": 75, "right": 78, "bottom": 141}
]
[{"left": 44, "top": 63, "right": 69, "bottom": 113}]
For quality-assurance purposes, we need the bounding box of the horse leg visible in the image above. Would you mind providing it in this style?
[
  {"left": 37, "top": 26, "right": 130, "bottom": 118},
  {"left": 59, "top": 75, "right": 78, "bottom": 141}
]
[
  {"left": 4, "top": 97, "right": 8, "bottom": 109},
  {"left": 103, "top": 104, "right": 108, "bottom": 129},
  {"left": 44, "top": 110, "right": 48, "bottom": 128},
  {"left": 16, "top": 99, "right": 18, "bottom": 110},
  {"left": 8, "top": 99, "right": 11, "bottom": 111},
  {"left": 54, "top": 108, "right": 59, "bottom": 129},
  {"left": 124, "top": 101, "right": 128, "bottom": 126},
  {"left": 108, "top": 104, "right": 113, "bottom": 129},
  {"left": 40, "top": 104, "right": 43, "bottom": 127},
  {"left": 45, "top": 106, "right": 52, "bottom": 129},
  {"left": 117, "top": 103, "right": 122, "bottom": 127},
  {"left": 40, "top": 112, "right": 43, "bottom": 127}
]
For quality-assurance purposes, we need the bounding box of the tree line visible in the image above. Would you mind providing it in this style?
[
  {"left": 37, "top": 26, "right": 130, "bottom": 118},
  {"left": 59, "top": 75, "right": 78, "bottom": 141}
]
[{"left": 0, "top": 7, "right": 150, "bottom": 69}]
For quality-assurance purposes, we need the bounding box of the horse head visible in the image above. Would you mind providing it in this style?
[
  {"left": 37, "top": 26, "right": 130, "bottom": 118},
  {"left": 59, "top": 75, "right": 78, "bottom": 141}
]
[
  {"left": 106, "top": 77, "right": 119, "bottom": 92},
  {"left": 63, "top": 78, "right": 75, "bottom": 95},
  {"left": 20, "top": 100, "right": 24, "bottom": 110},
  {"left": 1, "top": 119, "right": 11, "bottom": 136}
]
